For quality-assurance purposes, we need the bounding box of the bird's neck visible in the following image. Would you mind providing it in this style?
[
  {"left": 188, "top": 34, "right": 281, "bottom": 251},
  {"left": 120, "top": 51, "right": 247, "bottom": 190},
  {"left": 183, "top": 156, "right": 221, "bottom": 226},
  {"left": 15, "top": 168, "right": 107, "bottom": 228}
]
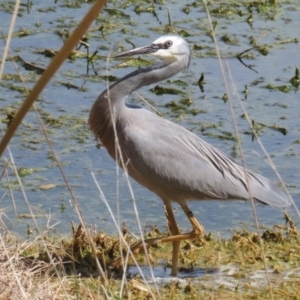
[
  {"left": 88, "top": 59, "right": 187, "bottom": 148},
  {"left": 110, "top": 58, "right": 184, "bottom": 97}
]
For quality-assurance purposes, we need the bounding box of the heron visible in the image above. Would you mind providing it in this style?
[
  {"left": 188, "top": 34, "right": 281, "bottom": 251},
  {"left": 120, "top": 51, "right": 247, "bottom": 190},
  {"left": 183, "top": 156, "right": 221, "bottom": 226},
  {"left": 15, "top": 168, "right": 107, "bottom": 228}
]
[{"left": 89, "top": 35, "right": 290, "bottom": 276}]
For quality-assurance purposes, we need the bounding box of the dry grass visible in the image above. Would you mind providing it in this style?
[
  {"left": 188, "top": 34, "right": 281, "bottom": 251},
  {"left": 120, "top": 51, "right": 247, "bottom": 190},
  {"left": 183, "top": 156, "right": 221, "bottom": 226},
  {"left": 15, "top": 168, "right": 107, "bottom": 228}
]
[{"left": 0, "top": 232, "right": 68, "bottom": 299}]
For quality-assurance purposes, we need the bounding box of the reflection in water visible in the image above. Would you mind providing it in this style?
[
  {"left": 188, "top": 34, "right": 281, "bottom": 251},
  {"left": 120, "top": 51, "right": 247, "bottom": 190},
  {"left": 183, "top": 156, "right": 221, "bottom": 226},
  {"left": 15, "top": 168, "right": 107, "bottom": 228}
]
[{"left": 128, "top": 265, "right": 219, "bottom": 280}]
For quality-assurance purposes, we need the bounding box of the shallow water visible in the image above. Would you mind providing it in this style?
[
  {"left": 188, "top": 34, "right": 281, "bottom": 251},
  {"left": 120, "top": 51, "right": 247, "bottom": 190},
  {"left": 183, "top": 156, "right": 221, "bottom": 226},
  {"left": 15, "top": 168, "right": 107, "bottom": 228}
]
[
  {"left": 0, "top": 1, "right": 299, "bottom": 238},
  {"left": 126, "top": 263, "right": 300, "bottom": 292},
  {"left": 128, "top": 264, "right": 219, "bottom": 280}
]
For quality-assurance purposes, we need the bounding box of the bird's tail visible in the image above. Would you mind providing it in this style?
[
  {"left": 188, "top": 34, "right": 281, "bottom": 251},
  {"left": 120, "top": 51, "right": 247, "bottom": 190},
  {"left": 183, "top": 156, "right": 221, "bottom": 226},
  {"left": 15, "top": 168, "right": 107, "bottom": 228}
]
[{"left": 248, "top": 172, "right": 291, "bottom": 208}]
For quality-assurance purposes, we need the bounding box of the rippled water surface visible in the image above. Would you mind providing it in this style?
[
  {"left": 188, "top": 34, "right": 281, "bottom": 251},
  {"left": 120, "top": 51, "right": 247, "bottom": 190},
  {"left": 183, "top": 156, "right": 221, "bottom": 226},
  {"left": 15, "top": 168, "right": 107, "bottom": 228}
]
[{"left": 0, "top": 1, "right": 299, "bottom": 237}]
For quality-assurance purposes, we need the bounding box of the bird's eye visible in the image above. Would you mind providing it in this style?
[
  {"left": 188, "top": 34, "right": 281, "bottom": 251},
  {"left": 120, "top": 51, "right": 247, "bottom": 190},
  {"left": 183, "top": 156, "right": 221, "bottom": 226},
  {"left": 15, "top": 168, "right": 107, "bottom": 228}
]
[{"left": 164, "top": 40, "right": 173, "bottom": 48}]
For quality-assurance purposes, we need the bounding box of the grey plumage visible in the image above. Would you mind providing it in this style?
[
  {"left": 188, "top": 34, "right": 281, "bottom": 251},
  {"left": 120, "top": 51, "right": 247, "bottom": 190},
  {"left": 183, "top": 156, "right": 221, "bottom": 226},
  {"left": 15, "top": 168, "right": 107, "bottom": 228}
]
[{"left": 89, "top": 35, "right": 290, "bottom": 276}]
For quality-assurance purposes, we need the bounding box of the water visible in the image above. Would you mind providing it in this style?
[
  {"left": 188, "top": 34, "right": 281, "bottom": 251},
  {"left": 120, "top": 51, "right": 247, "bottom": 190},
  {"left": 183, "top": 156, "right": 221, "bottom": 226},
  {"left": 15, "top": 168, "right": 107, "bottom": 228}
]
[{"left": 0, "top": 1, "right": 299, "bottom": 238}]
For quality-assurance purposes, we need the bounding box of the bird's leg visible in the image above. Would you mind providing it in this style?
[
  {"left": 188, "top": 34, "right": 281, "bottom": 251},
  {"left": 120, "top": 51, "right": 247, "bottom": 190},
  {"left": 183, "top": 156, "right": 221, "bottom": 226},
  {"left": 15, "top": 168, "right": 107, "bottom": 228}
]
[
  {"left": 179, "top": 201, "right": 205, "bottom": 236},
  {"left": 163, "top": 199, "right": 181, "bottom": 276},
  {"left": 110, "top": 201, "right": 181, "bottom": 273},
  {"left": 110, "top": 202, "right": 205, "bottom": 276}
]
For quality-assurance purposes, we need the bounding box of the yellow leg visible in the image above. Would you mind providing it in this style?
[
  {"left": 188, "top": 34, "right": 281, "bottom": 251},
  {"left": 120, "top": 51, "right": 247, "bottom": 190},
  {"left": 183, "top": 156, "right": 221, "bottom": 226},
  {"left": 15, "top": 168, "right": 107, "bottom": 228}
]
[
  {"left": 163, "top": 199, "right": 181, "bottom": 276},
  {"left": 179, "top": 201, "right": 205, "bottom": 236},
  {"left": 111, "top": 200, "right": 205, "bottom": 276}
]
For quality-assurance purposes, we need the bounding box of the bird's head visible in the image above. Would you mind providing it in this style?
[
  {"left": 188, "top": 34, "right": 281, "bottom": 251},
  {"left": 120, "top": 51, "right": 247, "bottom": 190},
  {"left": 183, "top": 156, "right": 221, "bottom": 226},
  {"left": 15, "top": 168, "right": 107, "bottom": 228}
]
[{"left": 116, "top": 35, "right": 191, "bottom": 69}]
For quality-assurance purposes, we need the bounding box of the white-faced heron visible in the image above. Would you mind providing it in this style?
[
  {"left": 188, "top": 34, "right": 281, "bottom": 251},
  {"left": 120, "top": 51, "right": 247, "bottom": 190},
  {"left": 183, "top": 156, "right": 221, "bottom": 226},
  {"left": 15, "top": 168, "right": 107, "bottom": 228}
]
[{"left": 89, "top": 35, "right": 290, "bottom": 276}]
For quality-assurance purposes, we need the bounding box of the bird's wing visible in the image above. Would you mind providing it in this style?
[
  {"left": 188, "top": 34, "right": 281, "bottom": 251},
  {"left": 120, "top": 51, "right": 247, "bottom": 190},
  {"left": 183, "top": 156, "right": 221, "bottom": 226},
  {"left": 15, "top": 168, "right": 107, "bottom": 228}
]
[{"left": 123, "top": 111, "right": 290, "bottom": 207}]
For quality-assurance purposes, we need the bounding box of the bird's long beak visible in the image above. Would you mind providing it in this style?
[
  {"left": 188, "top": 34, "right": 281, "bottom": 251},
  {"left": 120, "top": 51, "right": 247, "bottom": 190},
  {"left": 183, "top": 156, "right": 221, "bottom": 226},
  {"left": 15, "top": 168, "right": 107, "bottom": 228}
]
[{"left": 115, "top": 44, "right": 159, "bottom": 58}]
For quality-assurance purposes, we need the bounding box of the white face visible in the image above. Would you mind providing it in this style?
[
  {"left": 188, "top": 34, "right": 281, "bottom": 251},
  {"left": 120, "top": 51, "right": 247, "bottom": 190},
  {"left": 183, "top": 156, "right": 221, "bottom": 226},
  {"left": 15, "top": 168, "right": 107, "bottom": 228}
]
[{"left": 151, "top": 35, "right": 191, "bottom": 59}]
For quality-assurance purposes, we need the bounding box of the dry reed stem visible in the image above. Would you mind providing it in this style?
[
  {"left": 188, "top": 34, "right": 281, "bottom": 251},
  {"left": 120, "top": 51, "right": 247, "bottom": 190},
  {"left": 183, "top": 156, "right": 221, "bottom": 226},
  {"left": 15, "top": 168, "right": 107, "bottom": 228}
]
[{"left": 0, "top": 234, "right": 63, "bottom": 299}]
